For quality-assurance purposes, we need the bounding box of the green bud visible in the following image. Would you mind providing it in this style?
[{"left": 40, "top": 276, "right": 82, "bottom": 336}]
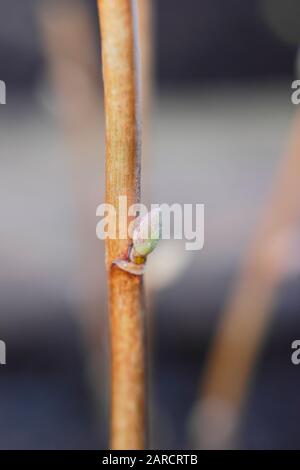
[{"left": 133, "top": 208, "right": 161, "bottom": 257}]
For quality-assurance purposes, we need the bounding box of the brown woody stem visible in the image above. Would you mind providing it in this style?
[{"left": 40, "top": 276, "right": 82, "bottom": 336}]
[{"left": 97, "top": 0, "right": 145, "bottom": 450}]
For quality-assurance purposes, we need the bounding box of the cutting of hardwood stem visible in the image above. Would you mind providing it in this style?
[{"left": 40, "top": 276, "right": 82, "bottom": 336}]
[{"left": 97, "top": 0, "right": 146, "bottom": 450}]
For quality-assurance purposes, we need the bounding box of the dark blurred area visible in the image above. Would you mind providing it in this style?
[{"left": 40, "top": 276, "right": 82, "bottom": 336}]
[
  {"left": 157, "top": 0, "right": 298, "bottom": 84},
  {"left": 0, "top": 0, "right": 299, "bottom": 96},
  {"left": 1, "top": 0, "right": 300, "bottom": 450}
]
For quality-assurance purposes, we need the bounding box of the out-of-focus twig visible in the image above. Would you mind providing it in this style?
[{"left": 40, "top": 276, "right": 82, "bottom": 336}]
[
  {"left": 195, "top": 111, "right": 300, "bottom": 449},
  {"left": 38, "top": 0, "right": 106, "bottom": 416}
]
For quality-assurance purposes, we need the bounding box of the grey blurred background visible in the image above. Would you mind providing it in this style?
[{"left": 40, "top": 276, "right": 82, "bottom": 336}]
[{"left": 1, "top": 0, "right": 300, "bottom": 449}]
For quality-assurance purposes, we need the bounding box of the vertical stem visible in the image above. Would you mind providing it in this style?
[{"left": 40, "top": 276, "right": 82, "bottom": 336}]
[{"left": 97, "top": 0, "right": 145, "bottom": 450}]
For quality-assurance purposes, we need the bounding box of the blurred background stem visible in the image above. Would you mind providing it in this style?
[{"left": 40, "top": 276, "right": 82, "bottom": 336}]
[{"left": 196, "top": 110, "right": 300, "bottom": 449}]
